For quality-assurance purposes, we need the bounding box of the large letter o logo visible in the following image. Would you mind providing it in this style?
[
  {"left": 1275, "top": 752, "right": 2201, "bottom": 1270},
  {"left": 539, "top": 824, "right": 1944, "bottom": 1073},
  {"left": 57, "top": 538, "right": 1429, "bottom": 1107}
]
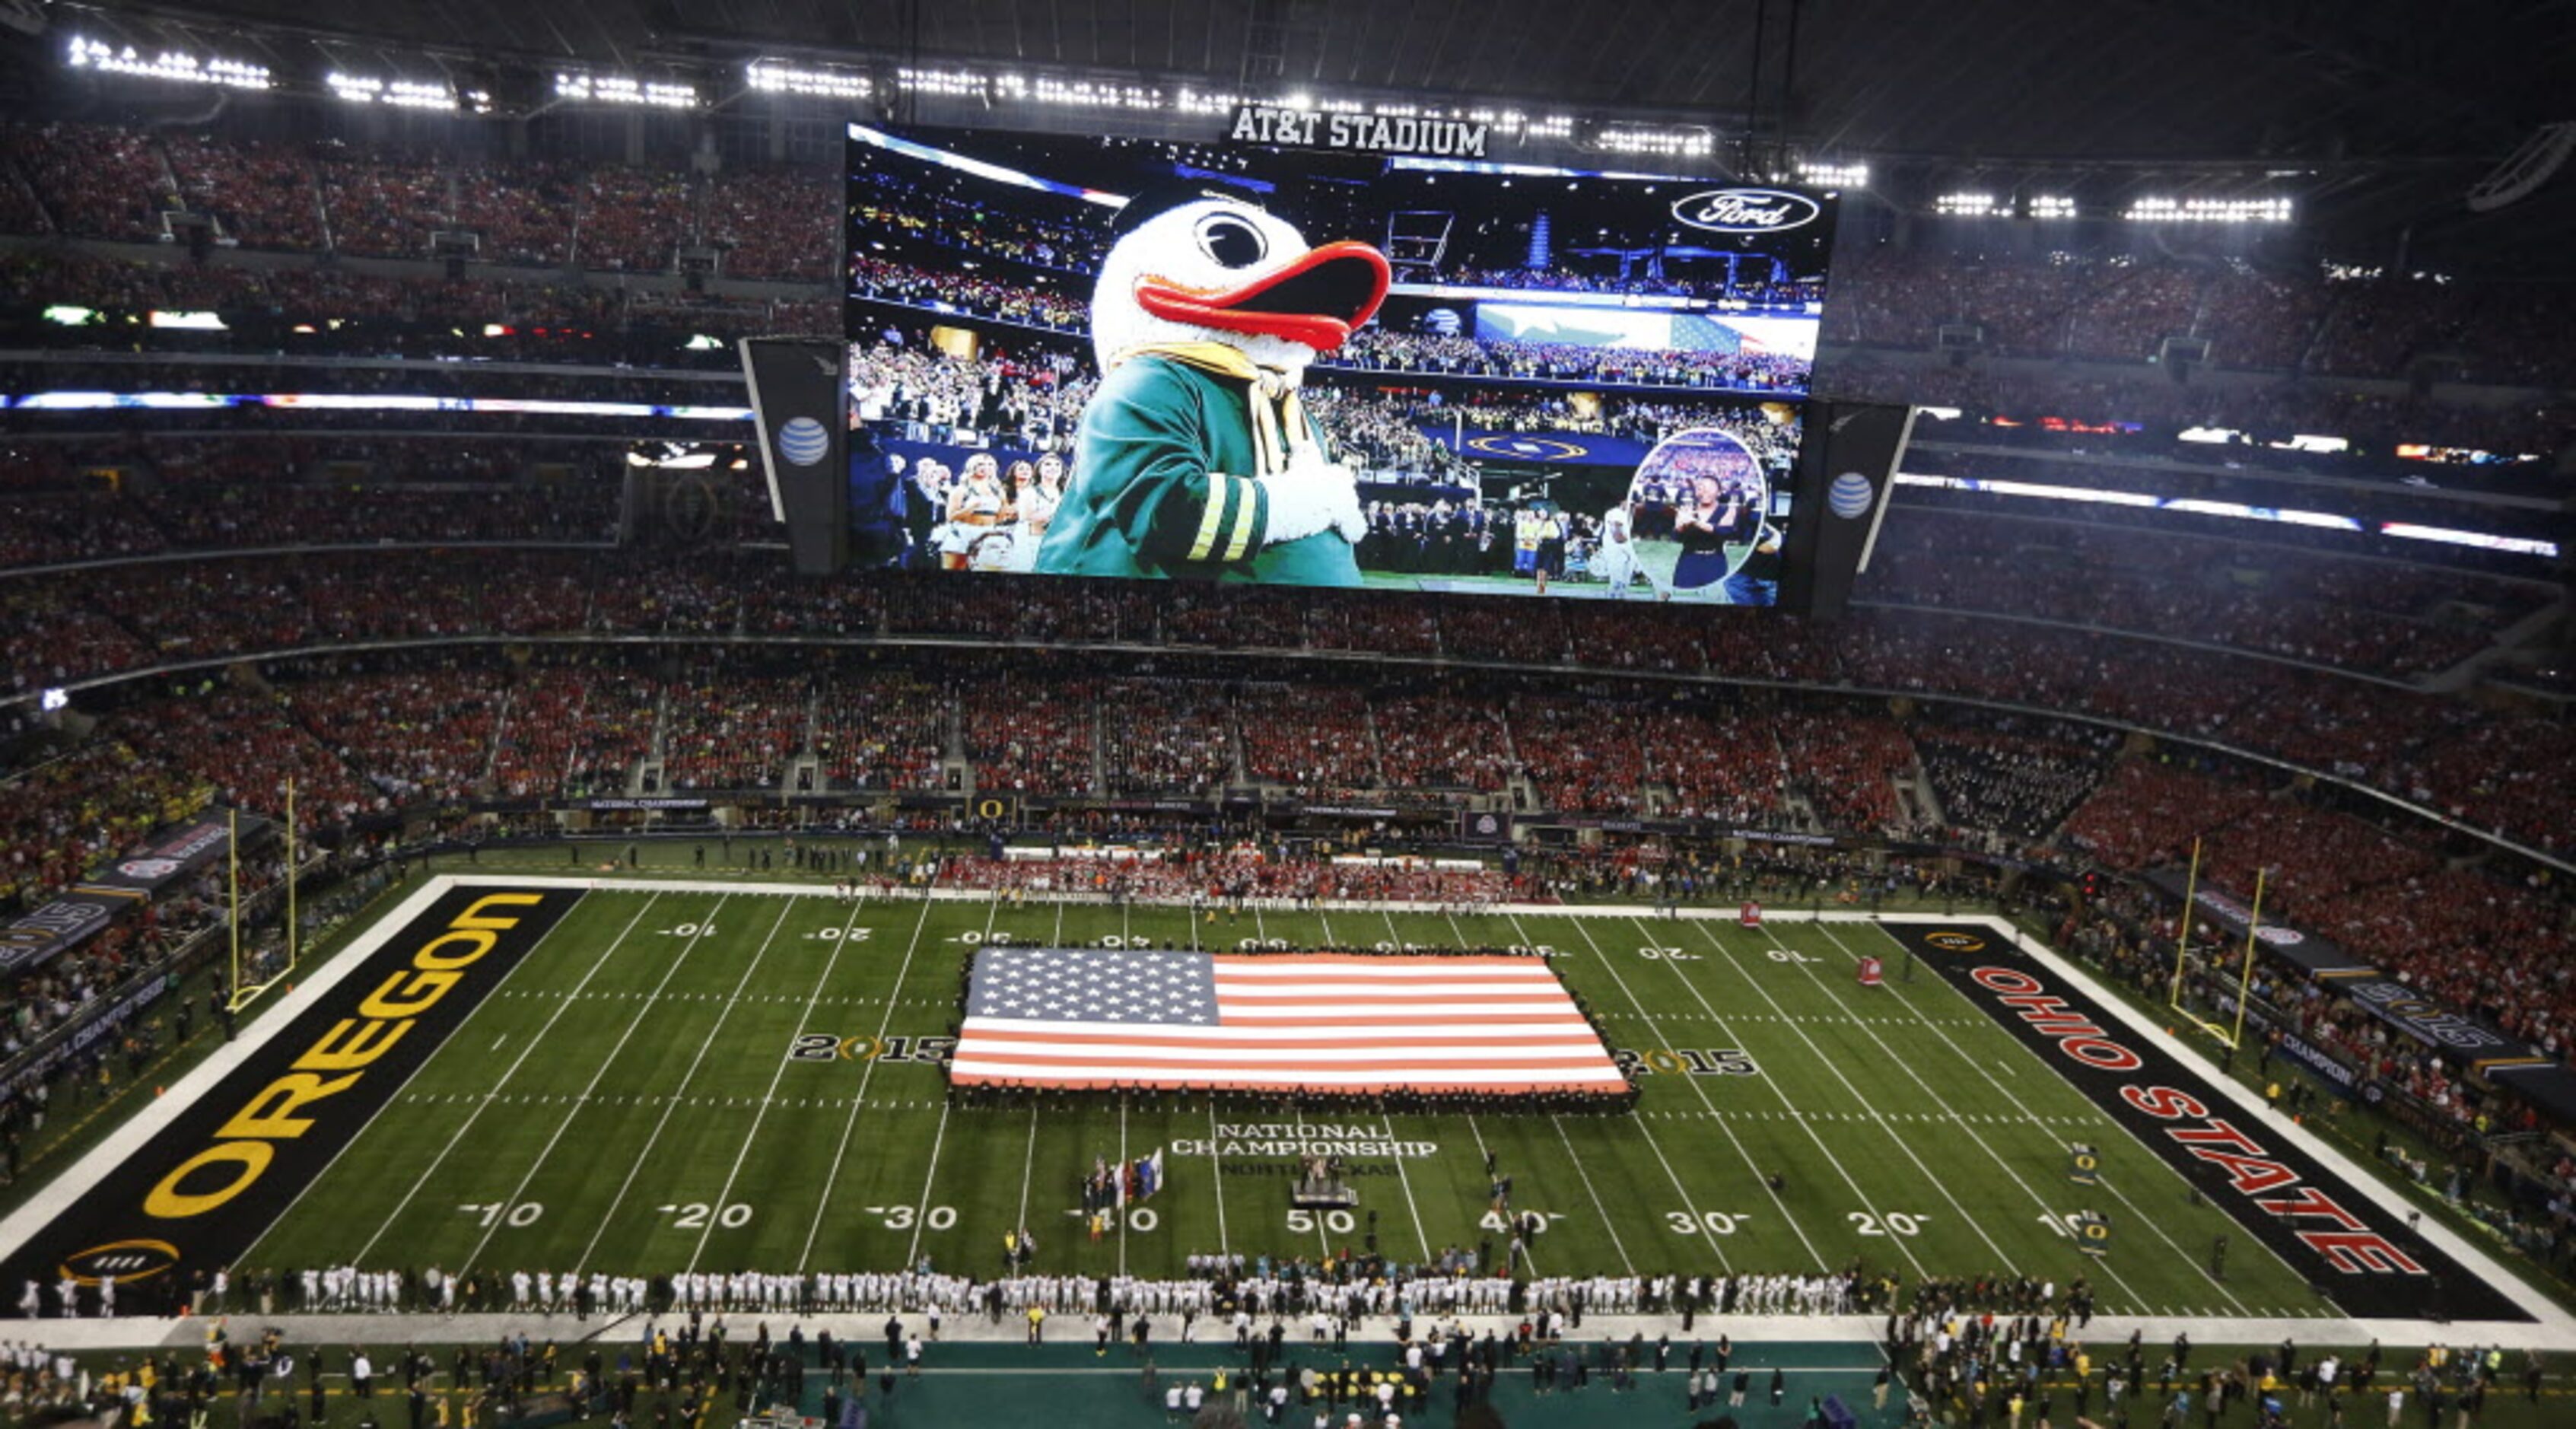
[{"left": 144, "top": 1142, "right": 275, "bottom": 1218}]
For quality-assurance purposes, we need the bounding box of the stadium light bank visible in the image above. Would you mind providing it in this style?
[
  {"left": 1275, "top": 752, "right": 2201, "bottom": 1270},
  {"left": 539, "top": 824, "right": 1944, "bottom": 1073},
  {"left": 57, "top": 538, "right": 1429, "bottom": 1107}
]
[{"left": 65, "top": 35, "right": 269, "bottom": 90}]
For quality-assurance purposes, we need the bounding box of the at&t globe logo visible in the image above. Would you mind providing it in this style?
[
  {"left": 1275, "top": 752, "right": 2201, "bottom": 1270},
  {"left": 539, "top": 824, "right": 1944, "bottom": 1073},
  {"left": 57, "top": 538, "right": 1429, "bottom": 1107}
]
[
  {"left": 1827, "top": 471, "right": 1875, "bottom": 519},
  {"left": 776, "top": 416, "right": 830, "bottom": 466}
]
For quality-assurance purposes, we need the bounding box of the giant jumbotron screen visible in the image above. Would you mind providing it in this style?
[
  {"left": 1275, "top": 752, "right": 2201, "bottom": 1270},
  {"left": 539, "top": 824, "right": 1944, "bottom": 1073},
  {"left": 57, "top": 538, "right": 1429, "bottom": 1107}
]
[{"left": 841, "top": 121, "right": 1840, "bottom": 604}]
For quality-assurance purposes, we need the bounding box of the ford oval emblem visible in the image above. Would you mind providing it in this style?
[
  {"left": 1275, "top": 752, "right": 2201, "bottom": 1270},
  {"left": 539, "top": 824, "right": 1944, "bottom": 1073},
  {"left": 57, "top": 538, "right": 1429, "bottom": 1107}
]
[{"left": 1671, "top": 187, "right": 1822, "bottom": 234}]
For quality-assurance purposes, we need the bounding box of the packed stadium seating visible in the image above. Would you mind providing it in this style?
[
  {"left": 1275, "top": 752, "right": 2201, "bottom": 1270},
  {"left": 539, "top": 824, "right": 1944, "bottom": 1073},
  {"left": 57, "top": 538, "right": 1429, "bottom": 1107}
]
[{"left": 5, "top": 113, "right": 2576, "bottom": 1124}]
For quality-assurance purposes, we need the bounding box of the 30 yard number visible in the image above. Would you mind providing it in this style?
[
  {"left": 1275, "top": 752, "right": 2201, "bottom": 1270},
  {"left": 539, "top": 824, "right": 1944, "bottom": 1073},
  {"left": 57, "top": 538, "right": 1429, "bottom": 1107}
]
[{"left": 864, "top": 1205, "right": 959, "bottom": 1231}]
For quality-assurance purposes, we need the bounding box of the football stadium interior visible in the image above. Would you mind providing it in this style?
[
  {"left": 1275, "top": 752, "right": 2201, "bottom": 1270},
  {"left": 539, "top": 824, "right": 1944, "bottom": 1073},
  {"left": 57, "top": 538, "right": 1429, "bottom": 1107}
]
[{"left": 2, "top": 3, "right": 2575, "bottom": 1427}]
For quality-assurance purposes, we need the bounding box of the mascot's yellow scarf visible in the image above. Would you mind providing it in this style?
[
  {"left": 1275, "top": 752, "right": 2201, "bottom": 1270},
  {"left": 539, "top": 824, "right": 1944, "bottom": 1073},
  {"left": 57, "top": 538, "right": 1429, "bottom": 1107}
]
[{"left": 1110, "top": 341, "right": 1318, "bottom": 478}]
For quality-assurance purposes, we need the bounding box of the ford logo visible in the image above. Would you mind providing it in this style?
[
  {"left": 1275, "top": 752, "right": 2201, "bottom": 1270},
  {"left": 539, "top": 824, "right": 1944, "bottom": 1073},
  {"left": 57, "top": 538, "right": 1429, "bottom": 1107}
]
[{"left": 1671, "top": 187, "right": 1822, "bottom": 234}]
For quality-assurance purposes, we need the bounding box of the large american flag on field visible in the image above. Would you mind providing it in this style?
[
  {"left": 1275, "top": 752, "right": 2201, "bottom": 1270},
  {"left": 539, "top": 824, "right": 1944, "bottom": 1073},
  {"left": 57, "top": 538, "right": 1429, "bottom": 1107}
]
[{"left": 949, "top": 947, "right": 1625, "bottom": 1094}]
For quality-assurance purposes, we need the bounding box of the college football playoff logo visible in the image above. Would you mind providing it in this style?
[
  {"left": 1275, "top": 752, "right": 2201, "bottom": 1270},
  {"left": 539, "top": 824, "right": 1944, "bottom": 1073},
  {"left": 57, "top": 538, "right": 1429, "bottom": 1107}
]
[{"left": 62, "top": 1239, "right": 182, "bottom": 1285}]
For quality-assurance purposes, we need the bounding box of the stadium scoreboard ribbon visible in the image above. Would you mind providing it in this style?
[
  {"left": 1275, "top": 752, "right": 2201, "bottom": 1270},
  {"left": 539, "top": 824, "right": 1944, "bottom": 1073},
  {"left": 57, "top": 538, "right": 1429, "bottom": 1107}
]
[{"left": 949, "top": 947, "right": 1624, "bottom": 1096}]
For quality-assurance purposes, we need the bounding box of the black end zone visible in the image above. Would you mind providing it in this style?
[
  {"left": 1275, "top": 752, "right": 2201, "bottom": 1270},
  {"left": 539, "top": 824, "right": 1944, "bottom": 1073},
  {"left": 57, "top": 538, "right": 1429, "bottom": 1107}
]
[
  {"left": 1887, "top": 924, "right": 2528, "bottom": 1323},
  {"left": 0, "top": 885, "right": 580, "bottom": 1308}
]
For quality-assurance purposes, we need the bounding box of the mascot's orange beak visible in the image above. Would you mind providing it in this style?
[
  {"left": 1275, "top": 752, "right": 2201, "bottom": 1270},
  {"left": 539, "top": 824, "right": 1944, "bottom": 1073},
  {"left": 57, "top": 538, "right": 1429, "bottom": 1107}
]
[{"left": 1133, "top": 241, "right": 1391, "bottom": 353}]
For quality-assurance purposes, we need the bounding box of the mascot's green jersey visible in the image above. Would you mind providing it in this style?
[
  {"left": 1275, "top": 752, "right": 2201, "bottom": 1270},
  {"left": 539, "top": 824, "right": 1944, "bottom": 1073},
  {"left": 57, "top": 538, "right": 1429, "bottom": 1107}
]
[{"left": 1034, "top": 351, "right": 1362, "bottom": 587}]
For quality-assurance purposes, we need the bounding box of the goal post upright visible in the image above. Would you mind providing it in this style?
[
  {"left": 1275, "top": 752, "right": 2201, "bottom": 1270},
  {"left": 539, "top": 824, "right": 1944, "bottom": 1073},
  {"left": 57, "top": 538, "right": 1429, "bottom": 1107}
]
[
  {"left": 285, "top": 777, "right": 298, "bottom": 975},
  {"left": 2227, "top": 867, "right": 2265, "bottom": 1055},
  {"left": 227, "top": 804, "right": 241, "bottom": 1010},
  {"left": 2167, "top": 836, "right": 2200, "bottom": 1011}
]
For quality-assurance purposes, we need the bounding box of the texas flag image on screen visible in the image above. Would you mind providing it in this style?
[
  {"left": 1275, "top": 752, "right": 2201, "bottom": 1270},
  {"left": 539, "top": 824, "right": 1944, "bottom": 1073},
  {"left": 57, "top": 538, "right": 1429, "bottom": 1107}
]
[{"left": 949, "top": 947, "right": 1625, "bottom": 1095}]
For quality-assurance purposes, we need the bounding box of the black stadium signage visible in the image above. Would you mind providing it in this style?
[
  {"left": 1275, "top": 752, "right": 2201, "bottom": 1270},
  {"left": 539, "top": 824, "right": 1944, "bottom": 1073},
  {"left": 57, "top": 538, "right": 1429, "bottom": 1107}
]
[{"left": 1670, "top": 188, "right": 1823, "bottom": 234}]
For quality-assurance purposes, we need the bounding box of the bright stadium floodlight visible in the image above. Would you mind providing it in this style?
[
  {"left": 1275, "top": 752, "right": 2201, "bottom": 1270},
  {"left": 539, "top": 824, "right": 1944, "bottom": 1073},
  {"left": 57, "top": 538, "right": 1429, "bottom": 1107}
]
[
  {"left": 66, "top": 35, "right": 270, "bottom": 90},
  {"left": 746, "top": 61, "right": 870, "bottom": 99},
  {"left": 2124, "top": 195, "right": 2291, "bottom": 224},
  {"left": 2027, "top": 194, "right": 2079, "bottom": 218},
  {"left": 1935, "top": 193, "right": 1999, "bottom": 216},
  {"left": 555, "top": 72, "right": 699, "bottom": 108},
  {"left": 1026, "top": 75, "right": 1162, "bottom": 111},
  {"left": 1799, "top": 160, "right": 1868, "bottom": 189},
  {"left": 328, "top": 72, "right": 460, "bottom": 110},
  {"left": 1175, "top": 86, "right": 1241, "bottom": 116},
  {"left": 1595, "top": 126, "right": 1715, "bottom": 158},
  {"left": 895, "top": 66, "right": 984, "bottom": 97}
]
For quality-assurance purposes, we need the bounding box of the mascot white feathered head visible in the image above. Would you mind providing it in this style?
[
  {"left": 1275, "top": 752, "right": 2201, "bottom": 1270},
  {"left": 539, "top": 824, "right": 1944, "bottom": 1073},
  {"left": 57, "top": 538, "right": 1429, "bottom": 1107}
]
[{"left": 1092, "top": 183, "right": 1391, "bottom": 376}]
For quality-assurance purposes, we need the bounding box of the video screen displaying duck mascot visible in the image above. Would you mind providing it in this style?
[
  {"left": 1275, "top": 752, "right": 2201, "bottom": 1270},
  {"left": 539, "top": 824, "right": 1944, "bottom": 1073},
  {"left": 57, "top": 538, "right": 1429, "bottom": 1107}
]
[{"left": 844, "top": 122, "right": 1837, "bottom": 604}]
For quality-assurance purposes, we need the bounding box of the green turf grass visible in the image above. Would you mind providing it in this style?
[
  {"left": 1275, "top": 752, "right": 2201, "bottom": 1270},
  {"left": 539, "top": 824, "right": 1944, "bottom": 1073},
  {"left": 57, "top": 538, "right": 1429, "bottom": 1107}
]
[{"left": 208, "top": 887, "right": 2338, "bottom": 1320}]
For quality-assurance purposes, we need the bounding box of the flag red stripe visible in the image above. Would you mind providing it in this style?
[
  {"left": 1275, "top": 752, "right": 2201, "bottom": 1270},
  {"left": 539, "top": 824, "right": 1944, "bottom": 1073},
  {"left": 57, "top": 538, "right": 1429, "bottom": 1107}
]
[
  {"left": 950, "top": 1068, "right": 1629, "bottom": 1092},
  {"left": 1212, "top": 989, "right": 1569, "bottom": 1006},
  {"left": 960, "top": 1026, "right": 1604, "bottom": 1052}
]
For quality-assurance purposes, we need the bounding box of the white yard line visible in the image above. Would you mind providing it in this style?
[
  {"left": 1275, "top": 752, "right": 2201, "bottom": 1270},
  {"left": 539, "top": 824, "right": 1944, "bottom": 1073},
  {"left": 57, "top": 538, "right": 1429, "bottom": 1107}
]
[
  {"left": 1118, "top": 1097, "right": 1130, "bottom": 1278},
  {"left": 1815, "top": 920, "right": 2264, "bottom": 1316},
  {"left": 1012, "top": 899, "right": 1067, "bottom": 1243},
  {"left": 647, "top": 893, "right": 873, "bottom": 1271},
  {"left": 898, "top": 891, "right": 1003, "bottom": 1265},
  {"left": 1304, "top": 905, "right": 1426, "bottom": 1264},
  {"left": 797, "top": 891, "right": 942, "bottom": 1271},
  {"left": 1014, "top": 1106, "right": 1041, "bottom": 1241},
  {"left": 338, "top": 891, "right": 660, "bottom": 1268},
  {"left": 1207, "top": 1099, "right": 1229, "bottom": 1257},
  {"left": 1442, "top": 910, "right": 1534, "bottom": 1278},
  {"left": 1547, "top": 1112, "right": 1636, "bottom": 1278},
  {"left": 463, "top": 895, "right": 787, "bottom": 1271},
  {"left": 1513, "top": 911, "right": 1772, "bottom": 1273}
]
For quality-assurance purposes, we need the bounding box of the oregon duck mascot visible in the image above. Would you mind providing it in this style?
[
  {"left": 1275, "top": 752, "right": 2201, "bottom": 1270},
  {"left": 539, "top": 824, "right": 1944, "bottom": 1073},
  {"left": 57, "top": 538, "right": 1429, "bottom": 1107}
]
[{"left": 1034, "top": 183, "right": 1391, "bottom": 585}]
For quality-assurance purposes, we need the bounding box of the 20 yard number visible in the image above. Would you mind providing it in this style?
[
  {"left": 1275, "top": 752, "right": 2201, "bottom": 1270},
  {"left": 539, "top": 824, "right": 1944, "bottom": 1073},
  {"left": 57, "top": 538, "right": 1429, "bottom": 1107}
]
[
  {"left": 1850, "top": 1211, "right": 1931, "bottom": 1237},
  {"left": 658, "top": 1202, "right": 753, "bottom": 1230}
]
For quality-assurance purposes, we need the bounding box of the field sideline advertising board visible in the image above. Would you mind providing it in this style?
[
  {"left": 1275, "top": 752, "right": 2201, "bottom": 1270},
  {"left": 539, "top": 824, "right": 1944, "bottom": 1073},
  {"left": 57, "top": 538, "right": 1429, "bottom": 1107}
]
[
  {"left": 840, "top": 118, "right": 1847, "bottom": 608},
  {"left": 0, "top": 810, "right": 262, "bottom": 972}
]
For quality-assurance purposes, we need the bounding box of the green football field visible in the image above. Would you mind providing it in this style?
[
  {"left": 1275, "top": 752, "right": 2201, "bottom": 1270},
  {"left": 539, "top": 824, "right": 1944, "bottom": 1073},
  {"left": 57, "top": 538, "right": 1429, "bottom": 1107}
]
[{"left": 210, "top": 882, "right": 2339, "bottom": 1320}]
